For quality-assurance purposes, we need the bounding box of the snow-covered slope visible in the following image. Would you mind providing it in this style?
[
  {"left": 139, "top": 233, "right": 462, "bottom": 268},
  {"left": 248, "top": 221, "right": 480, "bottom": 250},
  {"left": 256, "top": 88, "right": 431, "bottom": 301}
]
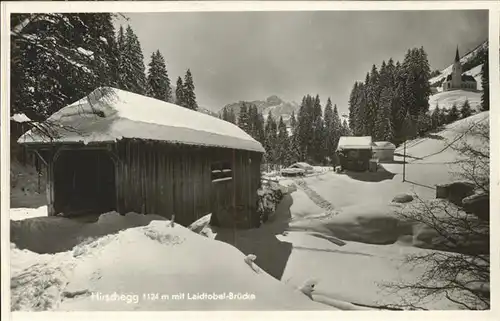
[
  {"left": 428, "top": 89, "right": 482, "bottom": 111},
  {"left": 396, "top": 111, "right": 489, "bottom": 165},
  {"left": 10, "top": 213, "right": 329, "bottom": 311}
]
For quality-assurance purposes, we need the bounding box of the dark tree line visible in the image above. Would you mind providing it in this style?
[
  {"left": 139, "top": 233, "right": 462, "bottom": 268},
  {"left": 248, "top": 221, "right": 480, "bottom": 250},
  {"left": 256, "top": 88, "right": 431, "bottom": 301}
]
[
  {"left": 223, "top": 95, "right": 349, "bottom": 169},
  {"left": 11, "top": 13, "right": 199, "bottom": 123},
  {"left": 348, "top": 45, "right": 489, "bottom": 146}
]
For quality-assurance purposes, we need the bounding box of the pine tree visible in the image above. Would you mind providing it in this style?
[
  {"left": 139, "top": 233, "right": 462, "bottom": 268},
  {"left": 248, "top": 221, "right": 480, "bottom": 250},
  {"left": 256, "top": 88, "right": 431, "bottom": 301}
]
[
  {"left": 175, "top": 76, "right": 185, "bottom": 107},
  {"left": 119, "top": 25, "right": 147, "bottom": 94},
  {"left": 332, "top": 104, "right": 342, "bottom": 150},
  {"left": 288, "top": 111, "right": 300, "bottom": 163},
  {"left": 116, "top": 25, "right": 126, "bottom": 89},
  {"left": 79, "top": 13, "right": 119, "bottom": 87},
  {"left": 146, "top": 50, "right": 172, "bottom": 102},
  {"left": 11, "top": 13, "right": 118, "bottom": 119},
  {"left": 296, "top": 95, "right": 312, "bottom": 160},
  {"left": 481, "top": 53, "right": 489, "bottom": 111},
  {"left": 431, "top": 104, "right": 441, "bottom": 130},
  {"left": 448, "top": 103, "right": 460, "bottom": 123},
  {"left": 264, "top": 111, "right": 278, "bottom": 167},
  {"left": 348, "top": 82, "right": 359, "bottom": 134},
  {"left": 341, "top": 119, "right": 351, "bottom": 136},
  {"left": 183, "top": 69, "right": 198, "bottom": 110},
  {"left": 416, "top": 110, "right": 431, "bottom": 136},
  {"left": 238, "top": 103, "right": 250, "bottom": 133},
  {"left": 276, "top": 116, "right": 291, "bottom": 167},
  {"left": 460, "top": 99, "right": 472, "bottom": 119},
  {"left": 323, "top": 98, "right": 334, "bottom": 163},
  {"left": 365, "top": 66, "right": 380, "bottom": 135},
  {"left": 255, "top": 112, "right": 265, "bottom": 143},
  {"left": 375, "top": 87, "right": 395, "bottom": 141},
  {"left": 290, "top": 111, "right": 297, "bottom": 137},
  {"left": 311, "top": 95, "right": 325, "bottom": 164},
  {"left": 247, "top": 104, "right": 259, "bottom": 139}
]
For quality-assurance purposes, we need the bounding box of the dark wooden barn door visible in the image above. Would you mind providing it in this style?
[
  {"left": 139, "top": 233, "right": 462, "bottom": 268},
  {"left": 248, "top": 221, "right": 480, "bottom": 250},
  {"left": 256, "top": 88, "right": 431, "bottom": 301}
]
[{"left": 209, "top": 160, "right": 235, "bottom": 227}]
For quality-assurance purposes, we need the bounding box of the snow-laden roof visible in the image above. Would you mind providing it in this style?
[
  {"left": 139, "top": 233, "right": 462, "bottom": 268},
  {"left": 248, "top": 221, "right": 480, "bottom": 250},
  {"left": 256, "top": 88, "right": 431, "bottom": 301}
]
[
  {"left": 11, "top": 113, "right": 31, "bottom": 123},
  {"left": 337, "top": 136, "right": 373, "bottom": 150},
  {"left": 19, "top": 87, "right": 265, "bottom": 153},
  {"left": 372, "top": 141, "right": 396, "bottom": 149}
]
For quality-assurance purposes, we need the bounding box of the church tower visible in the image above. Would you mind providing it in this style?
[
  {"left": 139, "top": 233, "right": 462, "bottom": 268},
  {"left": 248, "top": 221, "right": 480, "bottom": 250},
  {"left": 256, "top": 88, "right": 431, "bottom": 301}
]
[{"left": 451, "top": 46, "right": 462, "bottom": 88}]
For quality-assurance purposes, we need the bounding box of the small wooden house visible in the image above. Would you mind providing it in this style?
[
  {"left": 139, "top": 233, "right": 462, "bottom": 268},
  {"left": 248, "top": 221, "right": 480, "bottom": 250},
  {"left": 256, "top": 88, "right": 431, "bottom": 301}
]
[
  {"left": 372, "top": 141, "right": 396, "bottom": 162},
  {"left": 18, "top": 87, "right": 265, "bottom": 228},
  {"left": 336, "top": 136, "right": 373, "bottom": 171}
]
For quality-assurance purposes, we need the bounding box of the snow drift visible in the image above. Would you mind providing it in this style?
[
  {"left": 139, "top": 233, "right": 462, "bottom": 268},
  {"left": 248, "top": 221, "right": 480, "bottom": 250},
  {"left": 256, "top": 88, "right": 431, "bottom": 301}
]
[{"left": 10, "top": 214, "right": 330, "bottom": 311}]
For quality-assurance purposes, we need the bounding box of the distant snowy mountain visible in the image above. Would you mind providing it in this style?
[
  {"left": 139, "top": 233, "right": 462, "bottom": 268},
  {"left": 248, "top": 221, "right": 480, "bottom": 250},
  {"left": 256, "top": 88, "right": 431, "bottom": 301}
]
[
  {"left": 220, "top": 95, "right": 300, "bottom": 124},
  {"left": 429, "top": 40, "right": 488, "bottom": 88}
]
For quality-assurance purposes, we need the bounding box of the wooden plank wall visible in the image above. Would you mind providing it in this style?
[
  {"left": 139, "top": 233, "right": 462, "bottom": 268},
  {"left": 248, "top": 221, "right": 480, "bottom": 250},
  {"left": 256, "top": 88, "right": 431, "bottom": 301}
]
[
  {"left": 115, "top": 140, "right": 265, "bottom": 227},
  {"left": 43, "top": 140, "right": 263, "bottom": 227}
]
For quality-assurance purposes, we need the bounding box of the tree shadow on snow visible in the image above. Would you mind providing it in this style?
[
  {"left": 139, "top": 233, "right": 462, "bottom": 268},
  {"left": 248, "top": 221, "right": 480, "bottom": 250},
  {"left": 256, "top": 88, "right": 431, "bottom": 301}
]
[
  {"left": 215, "top": 195, "right": 294, "bottom": 281},
  {"left": 343, "top": 167, "right": 396, "bottom": 183}
]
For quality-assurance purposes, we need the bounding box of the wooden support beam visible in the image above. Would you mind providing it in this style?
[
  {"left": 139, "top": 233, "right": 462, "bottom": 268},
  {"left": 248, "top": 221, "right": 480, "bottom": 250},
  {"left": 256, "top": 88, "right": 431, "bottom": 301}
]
[{"left": 33, "top": 149, "right": 48, "bottom": 166}]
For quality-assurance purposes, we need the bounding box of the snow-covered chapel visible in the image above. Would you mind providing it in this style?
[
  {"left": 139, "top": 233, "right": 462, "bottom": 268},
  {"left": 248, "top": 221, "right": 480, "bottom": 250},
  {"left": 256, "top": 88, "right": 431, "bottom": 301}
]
[{"left": 442, "top": 46, "right": 478, "bottom": 92}]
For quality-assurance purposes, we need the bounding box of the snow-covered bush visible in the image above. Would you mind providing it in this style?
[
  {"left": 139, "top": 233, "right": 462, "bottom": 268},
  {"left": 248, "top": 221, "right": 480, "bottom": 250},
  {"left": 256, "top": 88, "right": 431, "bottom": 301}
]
[{"left": 257, "top": 183, "right": 285, "bottom": 224}]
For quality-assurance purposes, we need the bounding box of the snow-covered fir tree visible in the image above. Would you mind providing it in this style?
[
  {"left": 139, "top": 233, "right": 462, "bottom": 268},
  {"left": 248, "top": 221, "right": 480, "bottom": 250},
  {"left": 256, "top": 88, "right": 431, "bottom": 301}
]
[
  {"left": 183, "top": 69, "right": 198, "bottom": 110},
  {"left": 448, "top": 103, "right": 460, "bottom": 123},
  {"left": 460, "top": 99, "right": 473, "bottom": 119},
  {"left": 332, "top": 104, "right": 342, "bottom": 150},
  {"left": 175, "top": 76, "right": 185, "bottom": 107},
  {"left": 374, "top": 87, "right": 394, "bottom": 141},
  {"left": 264, "top": 111, "right": 278, "bottom": 166},
  {"left": 323, "top": 98, "right": 335, "bottom": 162},
  {"left": 238, "top": 103, "right": 250, "bottom": 133},
  {"left": 276, "top": 116, "right": 291, "bottom": 166},
  {"left": 118, "top": 25, "right": 147, "bottom": 95},
  {"left": 11, "top": 13, "right": 118, "bottom": 119},
  {"left": 311, "top": 95, "right": 325, "bottom": 164},
  {"left": 146, "top": 50, "right": 172, "bottom": 102}
]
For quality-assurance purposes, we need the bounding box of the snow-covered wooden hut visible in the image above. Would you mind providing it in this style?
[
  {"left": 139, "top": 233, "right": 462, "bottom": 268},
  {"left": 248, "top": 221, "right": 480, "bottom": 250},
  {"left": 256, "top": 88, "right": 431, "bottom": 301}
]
[
  {"left": 372, "top": 141, "right": 396, "bottom": 162},
  {"left": 18, "top": 87, "right": 265, "bottom": 228},
  {"left": 336, "top": 136, "right": 373, "bottom": 171}
]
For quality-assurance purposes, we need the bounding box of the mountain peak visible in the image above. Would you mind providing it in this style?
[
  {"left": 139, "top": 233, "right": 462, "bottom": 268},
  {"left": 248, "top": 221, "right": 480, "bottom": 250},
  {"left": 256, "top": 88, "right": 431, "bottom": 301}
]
[{"left": 266, "top": 95, "right": 283, "bottom": 105}]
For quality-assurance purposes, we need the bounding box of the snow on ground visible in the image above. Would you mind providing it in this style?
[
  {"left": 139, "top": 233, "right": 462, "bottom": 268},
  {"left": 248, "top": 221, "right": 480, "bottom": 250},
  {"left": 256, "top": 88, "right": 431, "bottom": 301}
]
[
  {"left": 10, "top": 161, "right": 46, "bottom": 209},
  {"left": 385, "top": 111, "right": 489, "bottom": 188},
  {"left": 11, "top": 113, "right": 31, "bottom": 123},
  {"left": 10, "top": 205, "right": 48, "bottom": 221},
  {"left": 394, "top": 111, "right": 488, "bottom": 164},
  {"left": 10, "top": 213, "right": 328, "bottom": 311},
  {"left": 428, "top": 90, "right": 482, "bottom": 111},
  {"left": 11, "top": 113, "right": 487, "bottom": 311}
]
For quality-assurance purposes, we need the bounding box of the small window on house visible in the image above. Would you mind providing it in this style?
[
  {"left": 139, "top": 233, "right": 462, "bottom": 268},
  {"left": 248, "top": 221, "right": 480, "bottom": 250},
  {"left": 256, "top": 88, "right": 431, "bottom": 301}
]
[{"left": 211, "top": 161, "right": 232, "bottom": 182}]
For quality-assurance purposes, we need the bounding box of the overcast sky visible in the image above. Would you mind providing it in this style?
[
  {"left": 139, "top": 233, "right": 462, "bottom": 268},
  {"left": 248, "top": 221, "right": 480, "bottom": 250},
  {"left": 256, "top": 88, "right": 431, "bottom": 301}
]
[{"left": 119, "top": 10, "right": 488, "bottom": 115}]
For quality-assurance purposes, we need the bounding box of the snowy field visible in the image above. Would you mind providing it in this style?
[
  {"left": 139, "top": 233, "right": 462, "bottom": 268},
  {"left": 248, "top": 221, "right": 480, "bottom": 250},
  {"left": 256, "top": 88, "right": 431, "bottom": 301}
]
[
  {"left": 428, "top": 90, "right": 482, "bottom": 111},
  {"left": 10, "top": 112, "right": 488, "bottom": 311}
]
